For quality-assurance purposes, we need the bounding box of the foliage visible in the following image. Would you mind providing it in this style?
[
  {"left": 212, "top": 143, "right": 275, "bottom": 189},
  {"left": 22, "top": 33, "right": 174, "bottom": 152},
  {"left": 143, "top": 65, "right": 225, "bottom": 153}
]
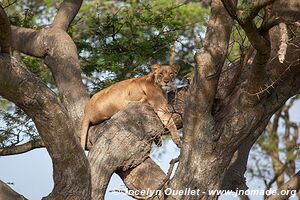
[
  {"left": 0, "top": 0, "right": 209, "bottom": 147},
  {"left": 0, "top": 102, "right": 38, "bottom": 148},
  {"left": 73, "top": 0, "right": 209, "bottom": 91},
  {"left": 1, "top": 2, "right": 299, "bottom": 191}
]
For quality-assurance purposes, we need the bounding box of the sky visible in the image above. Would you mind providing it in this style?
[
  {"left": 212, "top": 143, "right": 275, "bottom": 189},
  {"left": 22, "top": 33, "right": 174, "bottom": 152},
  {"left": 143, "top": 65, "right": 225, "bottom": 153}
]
[{"left": 0, "top": 101, "right": 299, "bottom": 200}]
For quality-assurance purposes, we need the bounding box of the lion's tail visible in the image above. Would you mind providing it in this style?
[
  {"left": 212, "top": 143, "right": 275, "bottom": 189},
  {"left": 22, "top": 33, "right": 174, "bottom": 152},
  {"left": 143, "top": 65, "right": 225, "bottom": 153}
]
[{"left": 80, "top": 116, "right": 90, "bottom": 150}]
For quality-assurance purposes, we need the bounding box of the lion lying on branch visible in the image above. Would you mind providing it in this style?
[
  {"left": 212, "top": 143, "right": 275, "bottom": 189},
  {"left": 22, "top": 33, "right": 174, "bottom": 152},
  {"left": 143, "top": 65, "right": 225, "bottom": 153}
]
[{"left": 80, "top": 64, "right": 182, "bottom": 149}]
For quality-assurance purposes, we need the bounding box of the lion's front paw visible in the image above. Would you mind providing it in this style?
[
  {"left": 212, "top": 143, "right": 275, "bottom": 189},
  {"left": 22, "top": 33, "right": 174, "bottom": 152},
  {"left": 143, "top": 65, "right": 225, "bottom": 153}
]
[{"left": 173, "top": 137, "right": 182, "bottom": 148}]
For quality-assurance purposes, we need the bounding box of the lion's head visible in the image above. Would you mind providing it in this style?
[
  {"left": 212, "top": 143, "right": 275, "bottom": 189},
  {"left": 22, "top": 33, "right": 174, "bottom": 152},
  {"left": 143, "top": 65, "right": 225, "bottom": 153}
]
[{"left": 151, "top": 64, "right": 180, "bottom": 91}]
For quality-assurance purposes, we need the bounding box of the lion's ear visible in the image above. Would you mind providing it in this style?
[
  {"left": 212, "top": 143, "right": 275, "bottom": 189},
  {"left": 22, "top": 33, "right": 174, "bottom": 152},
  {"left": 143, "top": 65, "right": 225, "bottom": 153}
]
[
  {"left": 151, "top": 64, "right": 160, "bottom": 72},
  {"left": 171, "top": 64, "right": 180, "bottom": 74}
]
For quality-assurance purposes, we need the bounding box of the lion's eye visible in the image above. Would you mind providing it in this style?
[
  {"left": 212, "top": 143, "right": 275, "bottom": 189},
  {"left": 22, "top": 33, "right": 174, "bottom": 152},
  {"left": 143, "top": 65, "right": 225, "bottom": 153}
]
[{"left": 170, "top": 73, "right": 174, "bottom": 77}]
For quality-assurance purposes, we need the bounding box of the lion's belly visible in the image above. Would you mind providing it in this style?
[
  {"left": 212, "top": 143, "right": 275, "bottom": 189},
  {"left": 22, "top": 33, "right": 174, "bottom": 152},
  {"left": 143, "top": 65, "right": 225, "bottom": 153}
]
[{"left": 88, "top": 86, "right": 143, "bottom": 124}]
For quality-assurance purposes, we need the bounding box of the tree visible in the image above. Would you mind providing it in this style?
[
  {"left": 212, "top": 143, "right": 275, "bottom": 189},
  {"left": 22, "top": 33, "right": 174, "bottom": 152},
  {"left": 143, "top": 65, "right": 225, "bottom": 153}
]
[
  {"left": 0, "top": 0, "right": 300, "bottom": 200},
  {"left": 247, "top": 96, "right": 300, "bottom": 199}
]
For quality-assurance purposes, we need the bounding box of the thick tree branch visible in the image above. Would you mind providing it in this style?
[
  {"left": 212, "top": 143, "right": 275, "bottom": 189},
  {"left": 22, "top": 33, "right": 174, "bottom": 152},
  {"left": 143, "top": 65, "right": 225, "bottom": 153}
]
[
  {"left": 0, "top": 56, "right": 90, "bottom": 199},
  {"left": 11, "top": 26, "right": 89, "bottom": 132},
  {"left": 221, "top": 116, "right": 271, "bottom": 191},
  {"left": 0, "top": 6, "right": 11, "bottom": 54},
  {"left": 221, "top": 0, "right": 271, "bottom": 54},
  {"left": 87, "top": 103, "right": 165, "bottom": 199},
  {"left": 222, "top": 0, "right": 274, "bottom": 106},
  {"left": 185, "top": 0, "right": 236, "bottom": 142},
  {"left": 0, "top": 139, "right": 45, "bottom": 156},
  {"left": 161, "top": 1, "right": 239, "bottom": 199},
  {"left": 117, "top": 158, "right": 167, "bottom": 200},
  {"left": 0, "top": 180, "right": 28, "bottom": 200},
  {"left": 52, "top": 0, "right": 83, "bottom": 31},
  {"left": 217, "top": 34, "right": 300, "bottom": 148}
]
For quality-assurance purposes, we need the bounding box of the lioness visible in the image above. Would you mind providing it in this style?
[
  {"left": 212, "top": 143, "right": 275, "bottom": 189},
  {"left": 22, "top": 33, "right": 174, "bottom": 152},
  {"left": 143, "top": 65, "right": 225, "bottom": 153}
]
[{"left": 80, "top": 64, "right": 181, "bottom": 149}]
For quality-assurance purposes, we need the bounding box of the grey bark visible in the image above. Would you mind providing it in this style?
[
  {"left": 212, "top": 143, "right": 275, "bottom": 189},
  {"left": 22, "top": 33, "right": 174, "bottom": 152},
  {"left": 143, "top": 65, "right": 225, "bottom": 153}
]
[
  {"left": 87, "top": 103, "right": 164, "bottom": 199},
  {"left": 0, "top": 1, "right": 300, "bottom": 200}
]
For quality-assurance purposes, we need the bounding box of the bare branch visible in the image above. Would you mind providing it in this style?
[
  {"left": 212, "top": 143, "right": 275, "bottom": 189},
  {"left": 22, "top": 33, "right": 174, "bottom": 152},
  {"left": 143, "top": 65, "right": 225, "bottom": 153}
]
[
  {"left": 266, "top": 170, "right": 300, "bottom": 200},
  {"left": 52, "top": 0, "right": 83, "bottom": 31},
  {"left": 265, "top": 162, "right": 289, "bottom": 197},
  {"left": 243, "top": 0, "right": 276, "bottom": 23},
  {"left": 0, "top": 139, "right": 44, "bottom": 156},
  {"left": 221, "top": 0, "right": 270, "bottom": 52},
  {"left": 0, "top": 5, "right": 11, "bottom": 54}
]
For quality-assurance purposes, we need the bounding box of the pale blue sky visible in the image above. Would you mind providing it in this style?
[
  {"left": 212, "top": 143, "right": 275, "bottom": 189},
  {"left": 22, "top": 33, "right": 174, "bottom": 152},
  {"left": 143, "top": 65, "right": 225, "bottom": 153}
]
[{"left": 0, "top": 101, "right": 299, "bottom": 200}]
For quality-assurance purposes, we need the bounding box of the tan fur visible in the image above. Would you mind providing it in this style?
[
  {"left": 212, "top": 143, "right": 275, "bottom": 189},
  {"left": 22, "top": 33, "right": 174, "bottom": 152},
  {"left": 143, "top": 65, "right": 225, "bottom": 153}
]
[{"left": 80, "top": 64, "right": 181, "bottom": 149}]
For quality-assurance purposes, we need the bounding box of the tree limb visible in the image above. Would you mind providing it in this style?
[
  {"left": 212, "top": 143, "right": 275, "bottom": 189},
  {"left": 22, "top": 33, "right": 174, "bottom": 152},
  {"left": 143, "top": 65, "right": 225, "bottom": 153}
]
[
  {"left": 221, "top": 0, "right": 273, "bottom": 106},
  {"left": 0, "top": 139, "right": 44, "bottom": 156},
  {"left": 221, "top": 116, "right": 271, "bottom": 191},
  {"left": 9, "top": 0, "right": 88, "bottom": 132},
  {"left": 87, "top": 103, "right": 165, "bottom": 199},
  {"left": 0, "top": 55, "right": 90, "bottom": 199},
  {"left": 11, "top": 25, "right": 89, "bottom": 132},
  {"left": 0, "top": 5, "right": 11, "bottom": 54},
  {"left": 52, "top": 0, "right": 83, "bottom": 31},
  {"left": 0, "top": 180, "right": 28, "bottom": 200},
  {"left": 185, "top": 0, "right": 236, "bottom": 142},
  {"left": 266, "top": 170, "right": 300, "bottom": 200},
  {"left": 243, "top": 0, "right": 276, "bottom": 23}
]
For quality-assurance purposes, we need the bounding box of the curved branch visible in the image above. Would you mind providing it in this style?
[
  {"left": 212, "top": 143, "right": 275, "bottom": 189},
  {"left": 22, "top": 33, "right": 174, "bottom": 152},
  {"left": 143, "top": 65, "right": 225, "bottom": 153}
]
[
  {"left": 11, "top": 26, "right": 89, "bottom": 131},
  {"left": 0, "top": 6, "right": 11, "bottom": 54},
  {"left": 0, "top": 56, "right": 90, "bottom": 199},
  {"left": 0, "top": 139, "right": 45, "bottom": 156},
  {"left": 52, "top": 0, "right": 83, "bottom": 31}
]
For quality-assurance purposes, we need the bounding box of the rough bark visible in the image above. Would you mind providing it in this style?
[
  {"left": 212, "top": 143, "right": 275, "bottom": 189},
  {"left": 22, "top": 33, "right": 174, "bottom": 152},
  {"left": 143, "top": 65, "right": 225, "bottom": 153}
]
[
  {"left": 0, "top": 55, "right": 91, "bottom": 200},
  {"left": 0, "top": 6, "right": 11, "bottom": 54},
  {"left": 165, "top": 1, "right": 237, "bottom": 199},
  {"left": 0, "top": 180, "right": 28, "bottom": 200},
  {"left": 0, "top": 1, "right": 91, "bottom": 199},
  {"left": 266, "top": 170, "right": 300, "bottom": 200},
  {"left": 52, "top": 0, "right": 83, "bottom": 31},
  {"left": 0, "top": 139, "right": 44, "bottom": 156},
  {"left": 87, "top": 103, "right": 164, "bottom": 199},
  {"left": 11, "top": 26, "right": 89, "bottom": 132},
  {"left": 1, "top": 1, "right": 300, "bottom": 200}
]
